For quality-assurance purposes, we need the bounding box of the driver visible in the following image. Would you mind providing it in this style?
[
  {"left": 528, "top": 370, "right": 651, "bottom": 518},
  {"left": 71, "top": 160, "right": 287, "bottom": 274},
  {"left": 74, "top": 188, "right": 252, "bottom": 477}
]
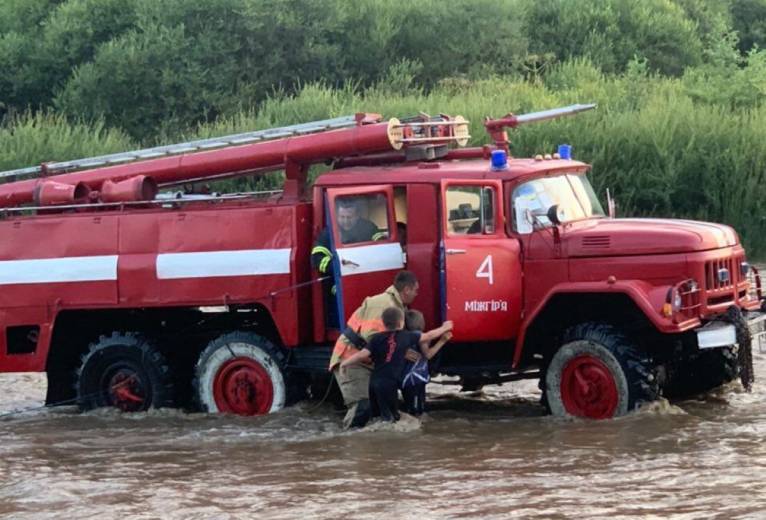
[
  {"left": 335, "top": 198, "right": 384, "bottom": 244},
  {"left": 311, "top": 198, "right": 386, "bottom": 326}
]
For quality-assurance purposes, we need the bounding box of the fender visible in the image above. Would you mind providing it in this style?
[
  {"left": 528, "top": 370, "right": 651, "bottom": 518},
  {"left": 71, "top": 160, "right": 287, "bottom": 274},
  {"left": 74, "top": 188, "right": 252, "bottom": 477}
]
[{"left": 512, "top": 280, "right": 702, "bottom": 367}]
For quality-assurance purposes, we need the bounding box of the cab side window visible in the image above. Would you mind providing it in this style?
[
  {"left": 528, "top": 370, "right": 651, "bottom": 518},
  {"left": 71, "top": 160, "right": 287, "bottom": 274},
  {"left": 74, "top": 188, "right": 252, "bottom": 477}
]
[
  {"left": 334, "top": 193, "right": 389, "bottom": 244},
  {"left": 445, "top": 186, "right": 495, "bottom": 235}
]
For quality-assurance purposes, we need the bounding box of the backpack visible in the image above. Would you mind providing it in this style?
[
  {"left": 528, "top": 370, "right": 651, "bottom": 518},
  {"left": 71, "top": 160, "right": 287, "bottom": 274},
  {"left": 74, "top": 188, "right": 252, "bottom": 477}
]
[{"left": 402, "top": 358, "right": 430, "bottom": 388}]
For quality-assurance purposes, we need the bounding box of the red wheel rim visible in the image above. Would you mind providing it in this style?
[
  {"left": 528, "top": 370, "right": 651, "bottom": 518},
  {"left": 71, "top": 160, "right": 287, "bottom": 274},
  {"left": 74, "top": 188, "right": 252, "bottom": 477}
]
[
  {"left": 213, "top": 357, "right": 274, "bottom": 415},
  {"left": 107, "top": 369, "right": 146, "bottom": 412},
  {"left": 560, "top": 354, "right": 619, "bottom": 419}
]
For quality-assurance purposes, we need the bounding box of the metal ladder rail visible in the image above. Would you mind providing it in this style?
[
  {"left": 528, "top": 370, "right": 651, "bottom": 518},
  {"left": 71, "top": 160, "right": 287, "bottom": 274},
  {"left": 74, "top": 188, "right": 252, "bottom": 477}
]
[{"left": 0, "top": 115, "right": 361, "bottom": 181}]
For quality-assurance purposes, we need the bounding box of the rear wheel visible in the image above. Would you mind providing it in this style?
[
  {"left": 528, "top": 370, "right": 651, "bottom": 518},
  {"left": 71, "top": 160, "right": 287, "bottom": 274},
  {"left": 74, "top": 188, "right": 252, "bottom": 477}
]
[
  {"left": 194, "top": 331, "right": 287, "bottom": 415},
  {"left": 545, "top": 323, "right": 659, "bottom": 419},
  {"left": 76, "top": 332, "right": 174, "bottom": 412}
]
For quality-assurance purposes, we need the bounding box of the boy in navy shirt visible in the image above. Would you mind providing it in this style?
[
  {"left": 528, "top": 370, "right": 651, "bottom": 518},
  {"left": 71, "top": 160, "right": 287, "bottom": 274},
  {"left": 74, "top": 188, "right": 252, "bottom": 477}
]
[
  {"left": 340, "top": 307, "right": 453, "bottom": 422},
  {"left": 401, "top": 310, "right": 452, "bottom": 416}
]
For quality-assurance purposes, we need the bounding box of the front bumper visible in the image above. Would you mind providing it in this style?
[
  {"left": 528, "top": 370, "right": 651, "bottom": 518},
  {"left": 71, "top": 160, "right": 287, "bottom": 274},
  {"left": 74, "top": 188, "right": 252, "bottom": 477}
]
[{"left": 696, "top": 310, "right": 766, "bottom": 350}]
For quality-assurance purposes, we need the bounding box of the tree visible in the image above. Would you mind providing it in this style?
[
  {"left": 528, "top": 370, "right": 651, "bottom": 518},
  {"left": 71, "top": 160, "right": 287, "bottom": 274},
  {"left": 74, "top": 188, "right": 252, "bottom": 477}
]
[{"left": 523, "top": 0, "right": 703, "bottom": 75}]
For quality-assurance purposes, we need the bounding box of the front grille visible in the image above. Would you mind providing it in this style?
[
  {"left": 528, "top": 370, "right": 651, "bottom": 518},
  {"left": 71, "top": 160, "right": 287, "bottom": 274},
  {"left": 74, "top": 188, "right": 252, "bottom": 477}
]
[
  {"left": 697, "top": 253, "right": 760, "bottom": 315},
  {"left": 704, "top": 257, "right": 735, "bottom": 291}
]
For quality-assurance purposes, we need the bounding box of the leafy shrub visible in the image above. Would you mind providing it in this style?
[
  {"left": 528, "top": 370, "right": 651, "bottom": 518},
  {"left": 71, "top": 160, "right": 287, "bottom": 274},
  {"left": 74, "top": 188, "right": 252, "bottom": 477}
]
[{"left": 521, "top": 0, "right": 703, "bottom": 75}]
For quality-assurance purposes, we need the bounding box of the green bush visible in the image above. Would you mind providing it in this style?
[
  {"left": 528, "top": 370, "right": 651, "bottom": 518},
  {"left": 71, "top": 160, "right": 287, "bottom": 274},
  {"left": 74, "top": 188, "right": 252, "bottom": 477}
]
[
  {"left": 731, "top": 0, "right": 766, "bottom": 53},
  {"left": 0, "top": 0, "right": 137, "bottom": 114},
  {"left": 521, "top": 0, "right": 703, "bottom": 75}
]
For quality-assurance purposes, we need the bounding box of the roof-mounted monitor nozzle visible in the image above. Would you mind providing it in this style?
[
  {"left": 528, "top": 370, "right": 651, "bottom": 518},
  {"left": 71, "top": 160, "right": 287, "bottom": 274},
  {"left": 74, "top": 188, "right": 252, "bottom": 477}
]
[{"left": 484, "top": 103, "right": 597, "bottom": 152}]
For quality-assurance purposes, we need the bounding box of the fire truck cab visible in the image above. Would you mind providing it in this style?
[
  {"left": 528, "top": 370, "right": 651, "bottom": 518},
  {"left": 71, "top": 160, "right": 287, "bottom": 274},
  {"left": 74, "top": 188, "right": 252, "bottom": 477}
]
[{"left": 311, "top": 162, "right": 532, "bottom": 367}]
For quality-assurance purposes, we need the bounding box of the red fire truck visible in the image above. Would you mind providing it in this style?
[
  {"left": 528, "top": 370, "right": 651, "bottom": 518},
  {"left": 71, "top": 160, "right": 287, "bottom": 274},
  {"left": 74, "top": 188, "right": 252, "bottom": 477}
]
[{"left": 0, "top": 105, "right": 762, "bottom": 419}]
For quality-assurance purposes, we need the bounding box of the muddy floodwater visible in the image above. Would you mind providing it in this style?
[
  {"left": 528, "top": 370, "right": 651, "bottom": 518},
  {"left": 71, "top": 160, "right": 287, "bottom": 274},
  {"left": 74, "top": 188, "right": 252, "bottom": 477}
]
[{"left": 2, "top": 355, "right": 766, "bottom": 519}]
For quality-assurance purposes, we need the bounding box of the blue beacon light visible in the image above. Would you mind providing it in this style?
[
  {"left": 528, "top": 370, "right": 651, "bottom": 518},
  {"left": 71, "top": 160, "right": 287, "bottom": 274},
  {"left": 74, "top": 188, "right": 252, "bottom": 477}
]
[
  {"left": 558, "top": 144, "right": 572, "bottom": 160},
  {"left": 490, "top": 149, "right": 508, "bottom": 170}
]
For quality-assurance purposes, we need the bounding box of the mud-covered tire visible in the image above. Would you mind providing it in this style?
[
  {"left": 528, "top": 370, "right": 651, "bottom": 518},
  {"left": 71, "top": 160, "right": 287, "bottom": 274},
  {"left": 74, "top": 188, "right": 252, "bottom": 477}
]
[
  {"left": 704, "top": 347, "right": 739, "bottom": 387},
  {"left": 194, "top": 331, "right": 289, "bottom": 415},
  {"left": 663, "top": 346, "right": 739, "bottom": 399},
  {"left": 545, "top": 322, "right": 659, "bottom": 419},
  {"left": 76, "top": 332, "right": 175, "bottom": 412}
]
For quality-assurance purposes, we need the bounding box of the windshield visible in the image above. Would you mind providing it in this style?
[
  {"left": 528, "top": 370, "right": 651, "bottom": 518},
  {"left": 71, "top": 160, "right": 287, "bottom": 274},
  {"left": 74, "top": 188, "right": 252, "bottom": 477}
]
[{"left": 512, "top": 173, "right": 605, "bottom": 233}]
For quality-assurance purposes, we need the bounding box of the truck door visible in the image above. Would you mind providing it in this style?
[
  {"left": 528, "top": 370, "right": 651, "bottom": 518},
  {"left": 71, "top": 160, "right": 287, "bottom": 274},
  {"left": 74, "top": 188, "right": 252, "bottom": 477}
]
[
  {"left": 325, "top": 185, "right": 404, "bottom": 324},
  {"left": 441, "top": 179, "right": 522, "bottom": 341}
]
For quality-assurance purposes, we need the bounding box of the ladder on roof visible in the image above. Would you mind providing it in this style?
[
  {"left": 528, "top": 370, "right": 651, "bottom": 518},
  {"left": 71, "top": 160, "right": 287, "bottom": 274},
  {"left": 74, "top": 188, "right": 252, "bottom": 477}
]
[{"left": 0, "top": 114, "right": 362, "bottom": 181}]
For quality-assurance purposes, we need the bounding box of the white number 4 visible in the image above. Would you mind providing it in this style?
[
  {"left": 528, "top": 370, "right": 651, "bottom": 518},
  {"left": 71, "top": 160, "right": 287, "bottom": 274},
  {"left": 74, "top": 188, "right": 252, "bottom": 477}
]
[{"left": 476, "top": 255, "right": 494, "bottom": 285}]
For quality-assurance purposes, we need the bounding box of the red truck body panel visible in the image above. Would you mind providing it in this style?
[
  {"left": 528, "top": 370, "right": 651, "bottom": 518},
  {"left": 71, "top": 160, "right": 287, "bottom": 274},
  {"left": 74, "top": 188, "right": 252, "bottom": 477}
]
[{"left": 0, "top": 200, "right": 315, "bottom": 372}]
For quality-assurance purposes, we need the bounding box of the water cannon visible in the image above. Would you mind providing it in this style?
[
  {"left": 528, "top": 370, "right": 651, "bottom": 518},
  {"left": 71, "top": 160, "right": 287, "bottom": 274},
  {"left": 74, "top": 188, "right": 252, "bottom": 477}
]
[{"left": 484, "top": 103, "right": 597, "bottom": 152}]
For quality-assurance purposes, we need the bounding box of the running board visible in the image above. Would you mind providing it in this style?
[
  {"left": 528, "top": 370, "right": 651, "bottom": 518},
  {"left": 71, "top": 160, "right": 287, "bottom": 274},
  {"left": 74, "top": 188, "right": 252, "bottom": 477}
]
[{"left": 286, "top": 345, "right": 332, "bottom": 373}]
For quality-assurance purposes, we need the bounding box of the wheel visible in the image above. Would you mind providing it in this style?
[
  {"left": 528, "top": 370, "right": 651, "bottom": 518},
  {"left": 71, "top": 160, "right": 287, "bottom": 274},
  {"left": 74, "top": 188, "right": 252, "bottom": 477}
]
[
  {"left": 663, "top": 346, "right": 738, "bottom": 399},
  {"left": 545, "top": 322, "right": 659, "bottom": 419},
  {"left": 76, "top": 332, "right": 174, "bottom": 412},
  {"left": 194, "top": 331, "right": 287, "bottom": 415}
]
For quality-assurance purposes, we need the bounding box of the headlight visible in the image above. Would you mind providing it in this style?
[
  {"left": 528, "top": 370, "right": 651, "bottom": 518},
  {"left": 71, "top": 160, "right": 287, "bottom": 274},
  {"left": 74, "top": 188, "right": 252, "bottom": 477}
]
[
  {"left": 662, "top": 287, "right": 678, "bottom": 317},
  {"left": 672, "top": 289, "right": 682, "bottom": 312},
  {"left": 663, "top": 279, "right": 700, "bottom": 319}
]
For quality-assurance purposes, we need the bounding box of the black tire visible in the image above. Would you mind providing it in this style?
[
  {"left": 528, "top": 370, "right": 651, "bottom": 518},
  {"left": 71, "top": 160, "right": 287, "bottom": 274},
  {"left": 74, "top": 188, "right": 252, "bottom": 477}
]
[
  {"left": 76, "top": 332, "right": 174, "bottom": 412},
  {"left": 663, "top": 346, "right": 739, "bottom": 399},
  {"left": 194, "top": 331, "right": 292, "bottom": 415},
  {"left": 545, "top": 322, "right": 659, "bottom": 419}
]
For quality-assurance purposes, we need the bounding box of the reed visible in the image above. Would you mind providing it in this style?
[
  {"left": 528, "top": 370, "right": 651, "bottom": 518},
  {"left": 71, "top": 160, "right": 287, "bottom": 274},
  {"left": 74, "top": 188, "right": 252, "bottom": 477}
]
[{"left": 0, "top": 112, "right": 134, "bottom": 171}]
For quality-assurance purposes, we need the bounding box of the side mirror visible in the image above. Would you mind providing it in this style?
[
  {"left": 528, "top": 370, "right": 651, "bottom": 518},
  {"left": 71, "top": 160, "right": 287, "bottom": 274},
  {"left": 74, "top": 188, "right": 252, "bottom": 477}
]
[{"left": 547, "top": 204, "right": 566, "bottom": 225}]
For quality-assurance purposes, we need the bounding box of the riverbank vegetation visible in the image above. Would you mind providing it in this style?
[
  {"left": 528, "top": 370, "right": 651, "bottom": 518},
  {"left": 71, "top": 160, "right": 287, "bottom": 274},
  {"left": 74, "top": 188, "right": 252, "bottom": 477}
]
[{"left": 2, "top": 0, "right": 766, "bottom": 255}]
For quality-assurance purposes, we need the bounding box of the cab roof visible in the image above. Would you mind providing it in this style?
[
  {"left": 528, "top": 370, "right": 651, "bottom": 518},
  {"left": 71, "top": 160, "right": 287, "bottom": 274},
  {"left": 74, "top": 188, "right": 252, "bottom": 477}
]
[{"left": 314, "top": 157, "right": 592, "bottom": 187}]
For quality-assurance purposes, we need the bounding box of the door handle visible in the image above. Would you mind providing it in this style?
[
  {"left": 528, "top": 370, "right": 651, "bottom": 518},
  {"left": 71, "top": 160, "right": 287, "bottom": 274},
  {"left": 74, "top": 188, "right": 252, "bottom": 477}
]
[
  {"left": 446, "top": 249, "right": 466, "bottom": 255},
  {"left": 341, "top": 259, "right": 360, "bottom": 268}
]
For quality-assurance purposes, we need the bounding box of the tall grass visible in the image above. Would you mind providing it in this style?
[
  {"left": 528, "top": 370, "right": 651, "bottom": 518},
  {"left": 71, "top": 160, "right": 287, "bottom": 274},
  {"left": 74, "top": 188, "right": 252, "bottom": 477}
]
[
  {"left": 0, "top": 112, "right": 134, "bottom": 171},
  {"left": 3, "top": 64, "right": 766, "bottom": 258}
]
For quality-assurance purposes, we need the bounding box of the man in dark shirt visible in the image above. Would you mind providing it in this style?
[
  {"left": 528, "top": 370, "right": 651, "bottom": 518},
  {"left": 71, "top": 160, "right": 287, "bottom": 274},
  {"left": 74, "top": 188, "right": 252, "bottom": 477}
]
[
  {"left": 340, "top": 307, "right": 453, "bottom": 422},
  {"left": 336, "top": 198, "right": 384, "bottom": 244},
  {"left": 312, "top": 199, "right": 384, "bottom": 258},
  {"left": 311, "top": 198, "right": 386, "bottom": 327}
]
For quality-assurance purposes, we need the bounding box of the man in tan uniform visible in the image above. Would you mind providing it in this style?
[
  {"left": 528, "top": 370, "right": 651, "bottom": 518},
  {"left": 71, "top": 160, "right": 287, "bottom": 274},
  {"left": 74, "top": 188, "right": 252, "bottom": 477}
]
[{"left": 329, "top": 270, "right": 419, "bottom": 428}]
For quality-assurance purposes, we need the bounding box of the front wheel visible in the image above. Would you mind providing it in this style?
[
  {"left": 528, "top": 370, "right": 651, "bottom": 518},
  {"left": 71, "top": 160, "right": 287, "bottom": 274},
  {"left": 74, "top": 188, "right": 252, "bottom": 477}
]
[
  {"left": 194, "top": 332, "right": 287, "bottom": 415},
  {"left": 545, "top": 323, "right": 659, "bottom": 419},
  {"left": 663, "top": 346, "right": 739, "bottom": 399}
]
